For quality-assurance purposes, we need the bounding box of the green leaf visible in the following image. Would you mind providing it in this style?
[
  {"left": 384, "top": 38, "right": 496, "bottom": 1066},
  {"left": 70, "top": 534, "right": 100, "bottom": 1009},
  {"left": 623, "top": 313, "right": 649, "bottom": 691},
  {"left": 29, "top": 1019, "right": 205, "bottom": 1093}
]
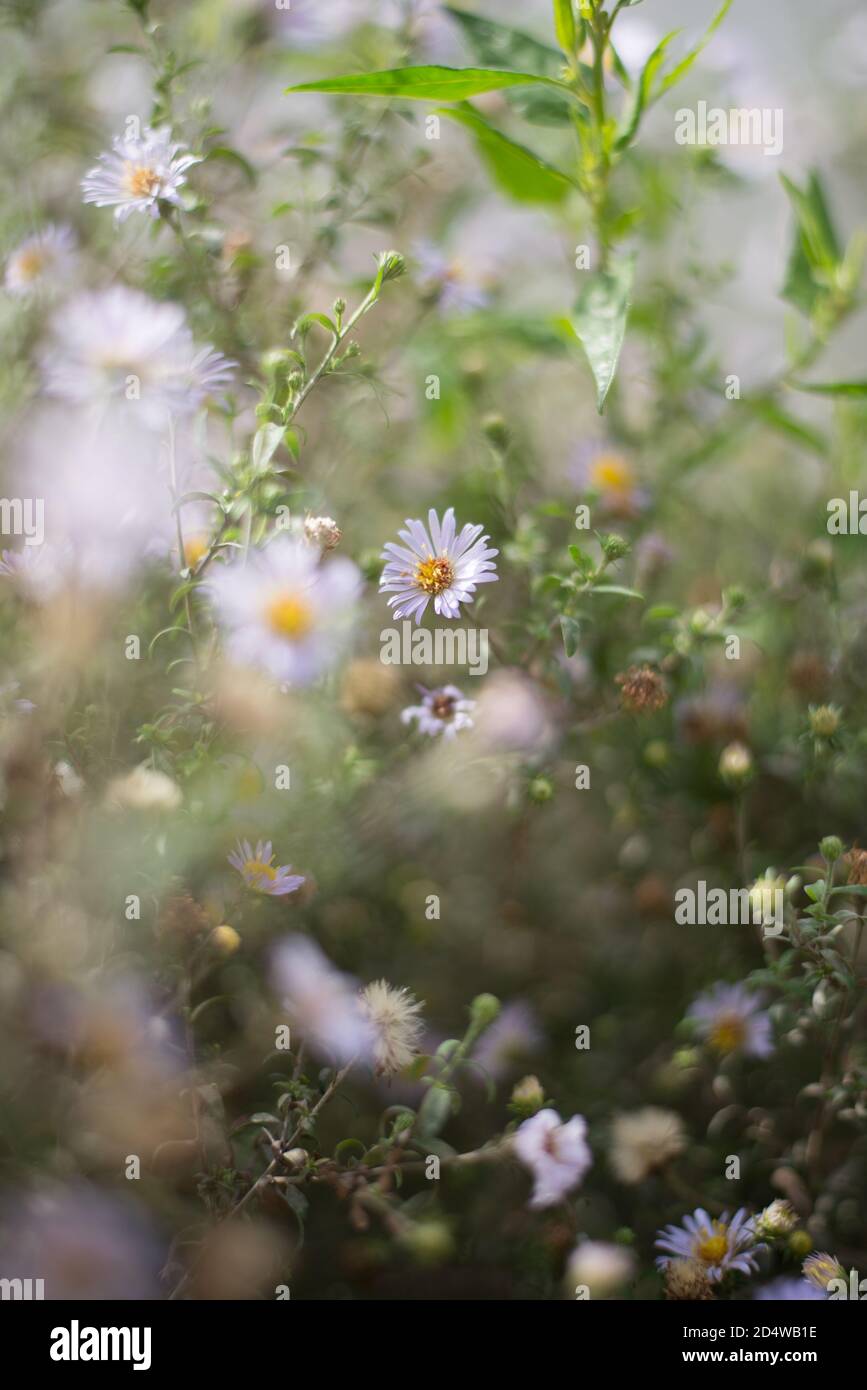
[
  {"left": 790, "top": 380, "right": 867, "bottom": 398},
  {"left": 568, "top": 543, "right": 592, "bottom": 570},
  {"left": 656, "top": 0, "right": 734, "bottom": 97},
  {"left": 745, "top": 398, "right": 828, "bottom": 455},
  {"left": 780, "top": 171, "right": 841, "bottom": 315},
  {"left": 444, "top": 9, "right": 577, "bottom": 124},
  {"left": 437, "top": 104, "right": 575, "bottom": 205},
  {"left": 251, "top": 422, "right": 285, "bottom": 473},
  {"left": 552, "top": 0, "right": 577, "bottom": 58},
  {"left": 615, "top": 30, "right": 680, "bottom": 150},
  {"left": 560, "top": 615, "right": 581, "bottom": 657},
  {"left": 201, "top": 145, "right": 257, "bottom": 185},
  {"left": 567, "top": 251, "right": 636, "bottom": 412},
  {"left": 286, "top": 64, "right": 575, "bottom": 105},
  {"left": 592, "top": 584, "right": 644, "bottom": 600}
]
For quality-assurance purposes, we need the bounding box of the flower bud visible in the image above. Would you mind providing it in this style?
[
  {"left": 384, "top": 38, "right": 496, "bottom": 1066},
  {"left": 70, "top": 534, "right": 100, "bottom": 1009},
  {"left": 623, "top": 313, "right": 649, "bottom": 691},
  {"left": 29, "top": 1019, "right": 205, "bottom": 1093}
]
[
  {"left": 511, "top": 1075, "right": 545, "bottom": 1116},
  {"left": 469, "top": 993, "right": 501, "bottom": 1029},
  {"left": 719, "top": 741, "right": 753, "bottom": 788},
  {"left": 809, "top": 704, "right": 841, "bottom": 738},
  {"left": 820, "top": 835, "right": 844, "bottom": 863}
]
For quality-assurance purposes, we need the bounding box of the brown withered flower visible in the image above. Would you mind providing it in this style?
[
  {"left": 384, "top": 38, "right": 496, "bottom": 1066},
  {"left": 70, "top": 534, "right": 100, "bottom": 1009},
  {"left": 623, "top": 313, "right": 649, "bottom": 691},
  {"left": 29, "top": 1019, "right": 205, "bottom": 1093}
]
[
  {"left": 616, "top": 664, "right": 668, "bottom": 715},
  {"left": 843, "top": 848, "right": 867, "bottom": 887}
]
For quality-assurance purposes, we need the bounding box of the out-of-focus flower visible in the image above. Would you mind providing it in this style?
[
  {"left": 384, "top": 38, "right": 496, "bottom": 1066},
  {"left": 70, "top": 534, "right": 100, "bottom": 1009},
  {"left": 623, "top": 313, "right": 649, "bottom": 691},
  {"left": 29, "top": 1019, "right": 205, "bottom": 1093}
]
[
  {"left": 567, "top": 1240, "right": 635, "bottom": 1299},
  {"left": 656, "top": 1208, "right": 762, "bottom": 1282},
  {"left": 0, "top": 1184, "right": 161, "bottom": 1299},
  {"left": 609, "top": 1107, "right": 687, "bottom": 1184},
  {"left": 413, "top": 239, "right": 492, "bottom": 315},
  {"left": 719, "top": 741, "right": 754, "bottom": 787},
  {"left": 570, "top": 444, "right": 648, "bottom": 519},
  {"left": 208, "top": 536, "right": 361, "bottom": 686},
  {"left": 473, "top": 999, "right": 543, "bottom": 1081},
  {"left": 663, "top": 1258, "right": 715, "bottom": 1301},
  {"left": 42, "top": 287, "right": 234, "bottom": 427},
  {"left": 380, "top": 507, "right": 498, "bottom": 624},
  {"left": 358, "top": 980, "right": 424, "bottom": 1076},
  {"left": 105, "top": 764, "right": 182, "bottom": 812},
  {"left": 808, "top": 703, "right": 842, "bottom": 738},
  {"left": 473, "top": 670, "right": 555, "bottom": 756},
  {"left": 304, "top": 514, "right": 342, "bottom": 552},
  {"left": 5, "top": 224, "right": 75, "bottom": 296},
  {"left": 510, "top": 1075, "right": 545, "bottom": 1116},
  {"left": 616, "top": 664, "right": 668, "bottom": 714},
  {"left": 802, "top": 1252, "right": 846, "bottom": 1292},
  {"left": 754, "top": 1199, "right": 799, "bottom": 1240},
  {"left": 228, "top": 839, "right": 305, "bottom": 896},
  {"left": 843, "top": 848, "right": 867, "bottom": 886},
  {"left": 401, "top": 684, "right": 475, "bottom": 739},
  {"left": 754, "top": 1277, "right": 825, "bottom": 1301},
  {"left": 82, "top": 124, "right": 199, "bottom": 222},
  {"left": 675, "top": 686, "right": 748, "bottom": 745},
  {"left": 687, "top": 982, "right": 774, "bottom": 1059},
  {"left": 340, "top": 658, "right": 400, "bottom": 718},
  {"left": 271, "top": 935, "right": 373, "bottom": 1064},
  {"left": 513, "top": 1108, "right": 592, "bottom": 1210},
  {"left": 54, "top": 760, "right": 84, "bottom": 797},
  {"left": 748, "top": 870, "right": 786, "bottom": 928}
]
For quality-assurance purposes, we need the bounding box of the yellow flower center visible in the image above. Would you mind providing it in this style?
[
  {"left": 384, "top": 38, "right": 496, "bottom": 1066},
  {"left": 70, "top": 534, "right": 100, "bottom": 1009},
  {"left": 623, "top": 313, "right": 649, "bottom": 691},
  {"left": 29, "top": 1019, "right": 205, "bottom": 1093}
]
[
  {"left": 591, "top": 453, "right": 634, "bottom": 493},
  {"left": 696, "top": 1228, "right": 729, "bottom": 1265},
  {"left": 16, "top": 249, "right": 46, "bottom": 280},
  {"left": 414, "top": 556, "right": 454, "bottom": 596},
  {"left": 183, "top": 534, "right": 208, "bottom": 569},
  {"left": 709, "top": 1013, "right": 747, "bottom": 1055},
  {"left": 245, "top": 858, "right": 275, "bottom": 882},
  {"left": 265, "top": 592, "right": 313, "bottom": 640},
  {"left": 123, "top": 162, "right": 161, "bottom": 199}
]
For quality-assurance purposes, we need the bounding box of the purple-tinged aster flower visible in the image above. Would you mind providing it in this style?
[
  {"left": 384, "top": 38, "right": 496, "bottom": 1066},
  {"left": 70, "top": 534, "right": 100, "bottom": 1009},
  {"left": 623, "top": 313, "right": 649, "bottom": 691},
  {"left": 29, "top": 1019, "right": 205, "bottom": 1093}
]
[
  {"left": 687, "top": 982, "right": 774, "bottom": 1059},
  {"left": 380, "top": 507, "right": 498, "bottom": 624},
  {"left": 413, "top": 239, "right": 491, "bottom": 315},
  {"left": 656, "top": 1207, "right": 762, "bottom": 1282},
  {"left": 513, "top": 1107, "right": 592, "bottom": 1210},
  {"left": 271, "top": 935, "right": 374, "bottom": 1065},
  {"left": 229, "top": 839, "right": 305, "bottom": 897},
  {"left": 4, "top": 224, "right": 75, "bottom": 296},
  {"left": 401, "top": 684, "right": 475, "bottom": 739},
  {"left": 754, "top": 1277, "right": 825, "bottom": 1301},
  {"left": 82, "top": 124, "right": 199, "bottom": 222}
]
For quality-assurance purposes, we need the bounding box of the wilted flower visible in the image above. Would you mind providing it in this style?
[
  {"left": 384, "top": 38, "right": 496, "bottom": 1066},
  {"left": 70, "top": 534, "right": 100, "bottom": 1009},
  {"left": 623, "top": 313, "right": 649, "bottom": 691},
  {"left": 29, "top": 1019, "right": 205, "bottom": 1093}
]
[
  {"left": 616, "top": 664, "right": 668, "bottom": 714},
  {"left": 304, "top": 515, "right": 342, "bottom": 551},
  {"left": 271, "top": 935, "right": 373, "bottom": 1064},
  {"left": 754, "top": 1199, "right": 798, "bottom": 1240},
  {"left": 401, "top": 684, "right": 475, "bottom": 739},
  {"left": 5, "top": 224, "right": 75, "bottom": 296},
  {"left": 663, "top": 1258, "right": 715, "bottom": 1301},
  {"left": 656, "top": 1208, "right": 762, "bottom": 1282},
  {"left": 42, "top": 287, "right": 234, "bottom": 427},
  {"left": 687, "top": 982, "right": 774, "bottom": 1058},
  {"left": 208, "top": 537, "right": 361, "bottom": 685},
  {"left": 82, "top": 124, "right": 199, "bottom": 221},
  {"left": 609, "top": 1107, "right": 687, "bottom": 1184},
  {"left": 380, "top": 507, "right": 498, "bottom": 623},
  {"left": 567, "top": 1241, "right": 635, "bottom": 1299},
  {"left": 513, "top": 1108, "right": 592, "bottom": 1210},
  {"left": 228, "top": 839, "right": 305, "bottom": 896},
  {"left": 843, "top": 848, "right": 867, "bottom": 886},
  {"left": 802, "top": 1251, "right": 846, "bottom": 1291},
  {"left": 105, "top": 764, "right": 182, "bottom": 812},
  {"left": 358, "top": 980, "right": 424, "bottom": 1076}
]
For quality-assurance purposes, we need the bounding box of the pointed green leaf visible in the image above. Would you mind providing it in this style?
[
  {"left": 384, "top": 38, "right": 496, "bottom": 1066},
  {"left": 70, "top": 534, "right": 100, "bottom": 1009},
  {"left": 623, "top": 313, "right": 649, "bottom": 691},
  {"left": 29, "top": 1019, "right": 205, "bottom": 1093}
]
[
  {"left": 567, "top": 252, "right": 636, "bottom": 412},
  {"left": 615, "top": 31, "right": 680, "bottom": 150},
  {"left": 443, "top": 10, "right": 578, "bottom": 123},
  {"left": 560, "top": 615, "right": 581, "bottom": 657},
  {"left": 286, "top": 64, "right": 576, "bottom": 105},
  {"left": 437, "top": 104, "right": 575, "bottom": 205},
  {"left": 656, "top": 0, "right": 734, "bottom": 97},
  {"left": 552, "top": 0, "right": 577, "bottom": 58},
  {"left": 790, "top": 380, "right": 867, "bottom": 398}
]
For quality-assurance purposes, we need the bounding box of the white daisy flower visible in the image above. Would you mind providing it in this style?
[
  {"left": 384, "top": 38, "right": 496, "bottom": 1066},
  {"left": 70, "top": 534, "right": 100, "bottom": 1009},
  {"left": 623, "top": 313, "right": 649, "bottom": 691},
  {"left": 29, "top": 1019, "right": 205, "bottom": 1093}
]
[
  {"left": 401, "top": 684, "right": 475, "bottom": 739},
  {"left": 81, "top": 125, "right": 199, "bottom": 222},
  {"left": 513, "top": 1108, "right": 592, "bottom": 1210},
  {"left": 5, "top": 225, "right": 75, "bottom": 297},
  {"left": 687, "top": 982, "right": 774, "bottom": 1059},
  {"left": 271, "top": 935, "right": 374, "bottom": 1065},
  {"left": 358, "top": 980, "right": 424, "bottom": 1076},
  {"left": 41, "top": 286, "right": 234, "bottom": 428},
  {"left": 380, "top": 507, "right": 498, "bottom": 624},
  {"left": 655, "top": 1207, "right": 762, "bottom": 1282},
  {"left": 207, "top": 536, "right": 361, "bottom": 686}
]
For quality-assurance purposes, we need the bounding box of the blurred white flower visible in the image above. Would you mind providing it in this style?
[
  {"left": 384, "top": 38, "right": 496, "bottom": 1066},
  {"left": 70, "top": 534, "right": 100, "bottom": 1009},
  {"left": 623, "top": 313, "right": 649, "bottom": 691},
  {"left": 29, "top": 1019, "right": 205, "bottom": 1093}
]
[
  {"left": 271, "top": 936, "right": 373, "bottom": 1065},
  {"left": 41, "top": 286, "right": 234, "bottom": 428},
  {"left": 4, "top": 225, "right": 75, "bottom": 297},
  {"left": 401, "top": 684, "right": 475, "bottom": 739},
  {"left": 105, "top": 765, "right": 182, "bottom": 812},
  {"left": 688, "top": 982, "right": 774, "bottom": 1059},
  {"left": 567, "top": 1240, "right": 636, "bottom": 1299},
  {"left": 358, "top": 980, "right": 424, "bottom": 1076},
  {"left": 513, "top": 1108, "right": 592, "bottom": 1209},
  {"left": 207, "top": 536, "right": 361, "bottom": 686},
  {"left": 82, "top": 124, "right": 199, "bottom": 222},
  {"left": 380, "top": 506, "right": 498, "bottom": 623},
  {"left": 609, "top": 1107, "right": 687, "bottom": 1184}
]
